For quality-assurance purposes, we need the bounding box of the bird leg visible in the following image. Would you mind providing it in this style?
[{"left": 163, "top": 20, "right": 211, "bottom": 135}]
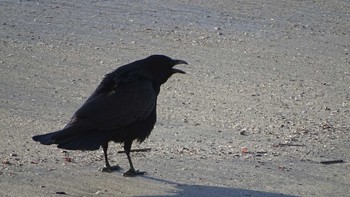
[
  {"left": 101, "top": 143, "right": 121, "bottom": 172},
  {"left": 123, "top": 141, "right": 146, "bottom": 177}
]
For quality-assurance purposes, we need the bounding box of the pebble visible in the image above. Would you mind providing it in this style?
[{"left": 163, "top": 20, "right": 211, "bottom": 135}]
[{"left": 2, "top": 160, "right": 11, "bottom": 165}]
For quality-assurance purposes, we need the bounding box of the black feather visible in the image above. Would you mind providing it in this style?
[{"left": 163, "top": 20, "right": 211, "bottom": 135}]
[{"left": 32, "top": 55, "right": 187, "bottom": 175}]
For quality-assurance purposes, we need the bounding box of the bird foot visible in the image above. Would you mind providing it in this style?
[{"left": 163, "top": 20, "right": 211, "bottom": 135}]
[
  {"left": 102, "top": 165, "right": 121, "bottom": 173},
  {"left": 123, "top": 169, "right": 147, "bottom": 177}
]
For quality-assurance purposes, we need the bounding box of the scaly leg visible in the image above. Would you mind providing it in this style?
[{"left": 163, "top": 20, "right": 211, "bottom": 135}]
[
  {"left": 123, "top": 141, "right": 146, "bottom": 177},
  {"left": 101, "top": 142, "right": 121, "bottom": 172}
]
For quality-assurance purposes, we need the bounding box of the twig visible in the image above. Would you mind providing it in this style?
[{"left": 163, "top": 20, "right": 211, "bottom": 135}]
[
  {"left": 274, "top": 143, "right": 305, "bottom": 147},
  {"left": 117, "top": 148, "right": 151, "bottom": 154},
  {"left": 320, "top": 159, "right": 344, "bottom": 165}
]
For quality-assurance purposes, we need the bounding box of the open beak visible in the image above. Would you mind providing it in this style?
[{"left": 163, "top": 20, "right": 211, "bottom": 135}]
[
  {"left": 172, "top": 68, "right": 186, "bottom": 74},
  {"left": 172, "top": 59, "right": 188, "bottom": 74},
  {"left": 174, "top": 59, "right": 188, "bottom": 65}
]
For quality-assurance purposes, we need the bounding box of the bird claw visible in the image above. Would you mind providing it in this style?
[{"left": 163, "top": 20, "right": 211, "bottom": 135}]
[
  {"left": 102, "top": 165, "right": 121, "bottom": 172},
  {"left": 123, "top": 169, "right": 147, "bottom": 177}
]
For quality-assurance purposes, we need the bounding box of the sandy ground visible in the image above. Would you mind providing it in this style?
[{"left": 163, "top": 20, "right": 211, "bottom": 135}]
[{"left": 1, "top": 0, "right": 349, "bottom": 196}]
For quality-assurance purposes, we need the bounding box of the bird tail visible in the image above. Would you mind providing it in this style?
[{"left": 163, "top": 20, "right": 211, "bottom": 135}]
[
  {"left": 32, "top": 131, "right": 60, "bottom": 145},
  {"left": 32, "top": 126, "right": 107, "bottom": 151}
]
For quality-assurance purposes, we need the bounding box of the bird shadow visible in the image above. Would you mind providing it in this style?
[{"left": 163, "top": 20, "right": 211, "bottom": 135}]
[{"left": 137, "top": 175, "right": 299, "bottom": 197}]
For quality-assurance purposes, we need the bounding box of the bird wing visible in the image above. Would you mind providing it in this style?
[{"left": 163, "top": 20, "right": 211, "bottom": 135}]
[{"left": 66, "top": 73, "right": 157, "bottom": 131}]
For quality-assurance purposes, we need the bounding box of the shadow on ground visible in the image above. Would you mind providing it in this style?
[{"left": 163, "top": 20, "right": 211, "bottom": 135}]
[{"left": 137, "top": 175, "right": 298, "bottom": 197}]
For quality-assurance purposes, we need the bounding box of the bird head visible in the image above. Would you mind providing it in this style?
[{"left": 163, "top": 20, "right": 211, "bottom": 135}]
[{"left": 143, "top": 55, "right": 187, "bottom": 84}]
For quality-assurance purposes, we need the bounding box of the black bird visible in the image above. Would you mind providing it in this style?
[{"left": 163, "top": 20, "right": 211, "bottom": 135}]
[{"left": 33, "top": 55, "right": 187, "bottom": 176}]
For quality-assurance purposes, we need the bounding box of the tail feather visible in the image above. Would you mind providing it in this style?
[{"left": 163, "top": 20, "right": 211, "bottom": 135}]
[
  {"left": 32, "top": 127, "right": 109, "bottom": 151},
  {"left": 32, "top": 132, "right": 59, "bottom": 145},
  {"left": 32, "top": 126, "right": 80, "bottom": 145},
  {"left": 57, "top": 131, "right": 108, "bottom": 150}
]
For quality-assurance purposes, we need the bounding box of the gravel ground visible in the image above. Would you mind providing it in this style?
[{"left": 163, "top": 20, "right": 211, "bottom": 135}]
[{"left": 1, "top": 0, "right": 349, "bottom": 196}]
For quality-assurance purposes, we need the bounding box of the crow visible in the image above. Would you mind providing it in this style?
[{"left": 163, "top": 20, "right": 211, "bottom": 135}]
[{"left": 32, "top": 55, "right": 187, "bottom": 176}]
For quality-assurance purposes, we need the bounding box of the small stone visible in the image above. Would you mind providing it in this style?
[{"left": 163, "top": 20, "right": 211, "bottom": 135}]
[
  {"left": 2, "top": 160, "right": 11, "bottom": 165},
  {"left": 95, "top": 191, "right": 103, "bottom": 194}
]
